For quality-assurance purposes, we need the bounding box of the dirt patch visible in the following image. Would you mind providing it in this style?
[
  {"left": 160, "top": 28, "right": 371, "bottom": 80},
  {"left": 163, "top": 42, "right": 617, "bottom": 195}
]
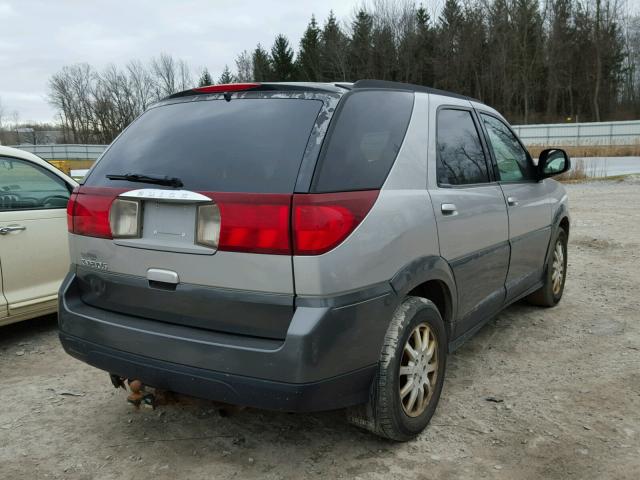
[
  {"left": 1, "top": 179, "right": 639, "bottom": 479},
  {"left": 572, "top": 236, "right": 619, "bottom": 250}
]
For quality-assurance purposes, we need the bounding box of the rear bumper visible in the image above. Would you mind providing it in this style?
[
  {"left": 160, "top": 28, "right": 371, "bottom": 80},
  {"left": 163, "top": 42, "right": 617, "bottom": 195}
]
[
  {"left": 59, "top": 333, "right": 376, "bottom": 412},
  {"left": 58, "top": 271, "right": 396, "bottom": 412}
]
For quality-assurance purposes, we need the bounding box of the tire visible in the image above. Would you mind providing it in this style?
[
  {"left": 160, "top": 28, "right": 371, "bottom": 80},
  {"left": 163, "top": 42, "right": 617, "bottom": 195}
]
[
  {"left": 347, "top": 296, "right": 447, "bottom": 441},
  {"left": 527, "top": 227, "right": 568, "bottom": 307}
]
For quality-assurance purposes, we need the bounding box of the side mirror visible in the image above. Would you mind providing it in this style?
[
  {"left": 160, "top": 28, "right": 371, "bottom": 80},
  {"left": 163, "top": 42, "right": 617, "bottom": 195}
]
[{"left": 538, "top": 148, "right": 571, "bottom": 179}]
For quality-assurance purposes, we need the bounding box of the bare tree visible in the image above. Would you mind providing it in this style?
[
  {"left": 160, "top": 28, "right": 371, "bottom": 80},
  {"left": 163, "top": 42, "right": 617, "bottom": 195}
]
[
  {"left": 48, "top": 63, "right": 95, "bottom": 143},
  {"left": 149, "top": 53, "right": 194, "bottom": 98},
  {"left": 48, "top": 53, "right": 197, "bottom": 143},
  {"left": 127, "top": 60, "right": 156, "bottom": 110},
  {"left": 235, "top": 50, "right": 253, "bottom": 81},
  {"left": 177, "top": 58, "right": 193, "bottom": 92},
  {"left": 151, "top": 53, "right": 175, "bottom": 97}
]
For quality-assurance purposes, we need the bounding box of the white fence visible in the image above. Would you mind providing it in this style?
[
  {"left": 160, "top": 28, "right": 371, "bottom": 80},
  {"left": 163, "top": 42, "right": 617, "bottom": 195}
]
[
  {"left": 511, "top": 120, "right": 640, "bottom": 147},
  {"left": 8, "top": 120, "right": 640, "bottom": 160}
]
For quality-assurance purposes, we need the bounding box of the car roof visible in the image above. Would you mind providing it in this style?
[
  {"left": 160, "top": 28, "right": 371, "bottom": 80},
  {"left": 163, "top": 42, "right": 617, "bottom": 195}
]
[
  {"left": 352, "top": 79, "right": 480, "bottom": 103},
  {"left": 166, "top": 80, "right": 484, "bottom": 104},
  {"left": 162, "top": 80, "right": 508, "bottom": 127},
  {"left": 353, "top": 80, "right": 503, "bottom": 120},
  {"left": 0, "top": 145, "right": 77, "bottom": 187}
]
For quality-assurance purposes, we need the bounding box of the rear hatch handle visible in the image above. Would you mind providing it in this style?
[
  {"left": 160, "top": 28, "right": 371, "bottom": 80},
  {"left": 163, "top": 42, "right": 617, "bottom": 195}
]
[{"left": 147, "top": 268, "right": 179, "bottom": 291}]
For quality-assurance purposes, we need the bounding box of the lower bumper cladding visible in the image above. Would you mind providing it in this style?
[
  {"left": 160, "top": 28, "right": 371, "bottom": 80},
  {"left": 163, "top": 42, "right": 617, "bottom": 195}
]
[
  {"left": 59, "top": 333, "right": 375, "bottom": 412},
  {"left": 58, "top": 271, "right": 397, "bottom": 412}
]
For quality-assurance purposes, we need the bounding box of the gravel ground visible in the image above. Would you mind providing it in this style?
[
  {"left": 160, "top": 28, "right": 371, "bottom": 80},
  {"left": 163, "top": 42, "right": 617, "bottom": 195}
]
[{"left": 1, "top": 178, "right": 639, "bottom": 480}]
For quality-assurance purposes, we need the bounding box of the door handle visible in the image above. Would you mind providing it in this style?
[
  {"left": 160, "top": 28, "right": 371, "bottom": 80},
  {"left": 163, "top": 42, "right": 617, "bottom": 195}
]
[
  {"left": 507, "top": 196, "right": 519, "bottom": 207},
  {"left": 0, "top": 225, "right": 26, "bottom": 235},
  {"left": 441, "top": 203, "right": 458, "bottom": 216}
]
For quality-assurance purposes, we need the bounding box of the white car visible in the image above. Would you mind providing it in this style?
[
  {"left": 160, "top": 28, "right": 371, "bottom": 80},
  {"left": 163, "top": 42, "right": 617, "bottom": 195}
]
[{"left": 0, "top": 145, "right": 77, "bottom": 326}]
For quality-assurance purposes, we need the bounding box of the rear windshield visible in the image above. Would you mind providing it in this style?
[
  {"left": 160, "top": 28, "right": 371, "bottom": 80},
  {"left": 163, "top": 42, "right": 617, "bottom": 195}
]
[
  {"left": 85, "top": 98, "right": 323, "bottom": 193},
  {"left": 311, "top": 90, "right": 414, "bottom": 192}
]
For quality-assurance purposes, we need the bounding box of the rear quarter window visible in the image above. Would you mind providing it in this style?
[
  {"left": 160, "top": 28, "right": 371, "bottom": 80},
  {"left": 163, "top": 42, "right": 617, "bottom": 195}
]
[{"left": 311, "top": 90, "right": 414, "bottom": 192}]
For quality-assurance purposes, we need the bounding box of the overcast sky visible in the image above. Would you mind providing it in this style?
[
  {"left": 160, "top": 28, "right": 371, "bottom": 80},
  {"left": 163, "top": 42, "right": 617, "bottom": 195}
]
[{"left": 0, "top": 0, "right": 361, "bottom": 123}]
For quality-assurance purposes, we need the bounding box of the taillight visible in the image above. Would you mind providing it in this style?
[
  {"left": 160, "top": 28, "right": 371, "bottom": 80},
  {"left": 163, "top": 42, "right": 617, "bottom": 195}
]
[
  {"left": 68, "top": 187, "right": 379, "bottom": 255},
  {"left": 203, "top": 193, "right": 291, "bottom": 255},
  {"left": 199, "top": 190, "right": 379, "bottom": 255},
  {"left": 292, "top": 190, "right": 379, "bottom": 255},
  {"left": 66, "top": 189, "right": 78, "bottom": 232},
  {"left": 68, "top": 187, "right": 123, "bottom": 239}
]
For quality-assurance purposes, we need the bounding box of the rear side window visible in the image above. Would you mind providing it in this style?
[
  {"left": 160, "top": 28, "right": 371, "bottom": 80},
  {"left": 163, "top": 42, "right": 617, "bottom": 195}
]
[
  {"left": 311, "top": 90, "right": 414, "bottom": 192},
  {"left": 436, "top": 109, "right": 490, "bottom": 186},
  {"left": 85, "top": 98, "right": 323, "bottom": 193}
]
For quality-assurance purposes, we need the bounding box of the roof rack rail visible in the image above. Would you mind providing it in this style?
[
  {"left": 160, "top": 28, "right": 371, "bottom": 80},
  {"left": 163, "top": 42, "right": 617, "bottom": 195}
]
[{"left": 353, "top": 79, "right": 479, "bottom": 103}]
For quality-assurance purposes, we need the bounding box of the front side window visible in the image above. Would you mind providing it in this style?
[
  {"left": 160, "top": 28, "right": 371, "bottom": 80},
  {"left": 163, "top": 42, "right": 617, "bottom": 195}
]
[
  {"left": 481, "top": 114, "right": 535, "bottom": 182},
  {"left": 436, "top": 109, "right": 490, "bottom": 186},
  {"left": 0, "top": 157, "right": 70, "bottom": 211}
]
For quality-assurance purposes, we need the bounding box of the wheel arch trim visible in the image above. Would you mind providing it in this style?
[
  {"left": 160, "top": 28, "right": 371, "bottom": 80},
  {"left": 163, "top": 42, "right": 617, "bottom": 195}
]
[
  {"left": 389, "top": 255, "right": 458, "bottom": 330},
  {"left": 544, "top": 202, "right": 570, "bottom": 267}
]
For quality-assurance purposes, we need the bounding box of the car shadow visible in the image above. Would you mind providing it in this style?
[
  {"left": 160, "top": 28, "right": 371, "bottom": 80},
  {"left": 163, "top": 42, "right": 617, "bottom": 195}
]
[{"left": 0, "top": 313, "right": 58, "bottom": 348}]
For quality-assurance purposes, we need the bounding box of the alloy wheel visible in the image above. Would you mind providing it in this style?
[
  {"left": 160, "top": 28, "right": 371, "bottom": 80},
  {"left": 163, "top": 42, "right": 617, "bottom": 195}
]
[
  {"left": 398, "top": 323, "right": 439, "bottom": 417},
  {"left": 551, "top": 239, "right": 565, "bottom": 296}
]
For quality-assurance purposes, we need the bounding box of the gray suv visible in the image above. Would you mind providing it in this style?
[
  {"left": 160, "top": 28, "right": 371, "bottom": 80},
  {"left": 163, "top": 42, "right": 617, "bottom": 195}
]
[{"left": 59, "top": 80, "right": 571, "bottom": 441}]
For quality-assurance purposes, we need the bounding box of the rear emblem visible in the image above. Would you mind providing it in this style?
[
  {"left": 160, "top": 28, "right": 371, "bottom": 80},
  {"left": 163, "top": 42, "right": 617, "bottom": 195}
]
[{"left": 81, "top": 257, "right": 109, "bottom": 271}]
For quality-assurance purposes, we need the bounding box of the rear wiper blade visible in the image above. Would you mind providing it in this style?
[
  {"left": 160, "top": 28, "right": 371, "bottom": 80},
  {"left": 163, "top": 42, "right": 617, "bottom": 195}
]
[{"left": 106, "top": 173, "right": 183, "bottom": 188}]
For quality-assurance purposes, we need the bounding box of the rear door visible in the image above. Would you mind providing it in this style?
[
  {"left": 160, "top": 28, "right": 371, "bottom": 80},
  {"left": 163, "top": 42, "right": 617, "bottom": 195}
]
[
  {"left": 0, "top": 156, "right": 71, "bottom": 319},
  {"left": 427, "top": 98, "right": 510, "bottom": 337},
  {"left": 71, "top": 93, "right": 329, "bottom": 339},
  {"left": 478, "top": 112, "right": 552, "bottom": 301}
]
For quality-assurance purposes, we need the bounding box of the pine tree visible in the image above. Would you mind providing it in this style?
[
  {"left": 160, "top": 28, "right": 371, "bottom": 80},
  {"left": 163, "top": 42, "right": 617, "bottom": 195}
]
[
  {"left": 349, "top": 9, "right": 373, "bottom": 80},
  {"left": 217, "top": 65, "right": 235, "bottom": 84},
  {"left": 440, "top": 0, "right": 464, "bottom": 33},
  {"left": 372, "top": 23, "right": 396, "bottom": 81},
  {"left": 320, "top": 11, "right": 348, "bottom": 81},
  {"left": 415, "top": 4, "right": 434, "bottom": 86},
  {"left": 546, "top": 0, "right": 575, "bottom": 118},
  {"left": 435, "top": 0, "right": 464, "bottom": 91},
  {"left": 198, "top": 68, "right": 213, "bottom": 87},
  {"left": 397, "top": 14, "right": 418, "bottom": 83},
  {"left": 297, "top": 15, "right": 322, "bottom": 81},
  {"left": 252, "top": 44, "right": 273, "bottom": 81},
  {"left": 271, "top": 34, "right": 296, "bottom": 81},
  {"left": 459, "top": 5, "right": 487, "bottom": 100},
  {"left": 486, "top": 0, "right": 514, "bottom": 114},
  {"left": 513, "top": 0, "right": 545, "bottom": 122}
]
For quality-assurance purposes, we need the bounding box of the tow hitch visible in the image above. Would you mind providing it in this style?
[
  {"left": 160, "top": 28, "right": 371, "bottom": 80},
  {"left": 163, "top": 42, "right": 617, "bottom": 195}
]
[
  {"left": 109, "top": 374, "right": 156, "bottom": 410},
  {"left": 108, "top": 373, "right": 247, "bottom": 415}
]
